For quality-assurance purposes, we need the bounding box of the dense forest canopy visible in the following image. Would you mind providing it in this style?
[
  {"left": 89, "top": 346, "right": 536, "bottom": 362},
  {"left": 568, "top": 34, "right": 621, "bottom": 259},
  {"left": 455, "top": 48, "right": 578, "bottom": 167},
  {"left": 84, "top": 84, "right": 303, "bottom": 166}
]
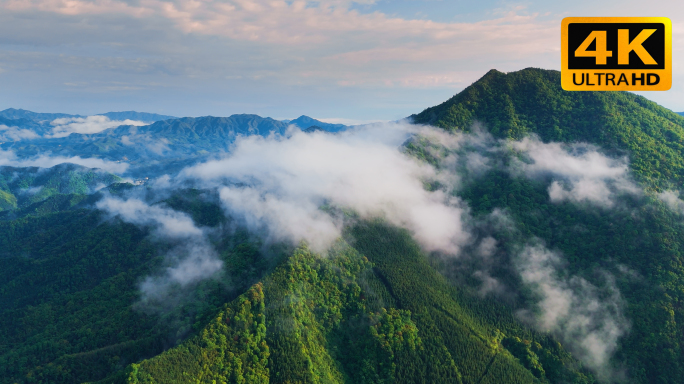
[{"left": 2, "top": 68, "right": 684, "bottom": 383}]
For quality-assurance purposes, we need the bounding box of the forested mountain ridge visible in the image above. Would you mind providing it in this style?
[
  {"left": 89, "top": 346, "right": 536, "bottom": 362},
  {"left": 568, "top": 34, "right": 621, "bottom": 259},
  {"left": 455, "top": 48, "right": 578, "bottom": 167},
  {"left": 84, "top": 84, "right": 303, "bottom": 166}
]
[
  {"left": 411, "top": 68, "right": 684, "bottom": 189},
  {"left": 0, "top": 163, "right": 121, "bottom": 217},
  {"left": 101, "top": 70, "right": 684, "bottom": 383},
  {"left": 2, "top": 115, "right": 288, "bottom": 159},
  {"left": 2, "top": 68, "right": 684, "bottom": 384},
  {"left": 2, "top": 115, "right": 300, "bottom": 178},
  {"left": 117, "top": 226, "right": 590, "bottom": 384},
  {"left": 410, "top": 68, "right": 684, "bottom": 383}
]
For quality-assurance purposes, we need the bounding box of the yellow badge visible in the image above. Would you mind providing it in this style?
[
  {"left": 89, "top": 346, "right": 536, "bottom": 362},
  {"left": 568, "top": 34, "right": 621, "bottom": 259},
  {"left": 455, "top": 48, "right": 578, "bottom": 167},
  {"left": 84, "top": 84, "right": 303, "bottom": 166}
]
[{"left": 561, "top": 17, "right": 671, "bottom": 91}]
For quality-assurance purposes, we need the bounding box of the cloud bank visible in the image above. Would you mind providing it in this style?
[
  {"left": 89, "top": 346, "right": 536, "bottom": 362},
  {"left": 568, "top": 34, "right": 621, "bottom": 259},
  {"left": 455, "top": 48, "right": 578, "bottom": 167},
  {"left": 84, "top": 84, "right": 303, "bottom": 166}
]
[
  {"left": 0, "top": 124, "right": 40, "bottom": 142},
  {"left": 49, "top": 115, "right": 148, "bottom": 138},
  {"left": 86, "top": 122, "right": 635, "bottom": 379},
  {"left": 183, "top": 122, "right": 470, "bottom": 254}
]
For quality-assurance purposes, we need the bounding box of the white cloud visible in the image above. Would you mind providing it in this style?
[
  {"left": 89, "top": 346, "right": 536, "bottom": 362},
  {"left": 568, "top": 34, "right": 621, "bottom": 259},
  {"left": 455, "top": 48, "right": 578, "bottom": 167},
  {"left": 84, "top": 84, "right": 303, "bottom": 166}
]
[
  {"left": 511, "top": 137, "right": 640, "bottom": 206},
  {"left": 316, "top": 117, "right": 387, "bottom": 125},
  {"left": 182, "top": 121, "right": 470, "bottom": 253},
  {"left": 401, "top": 129, "right": 634, "bottom": 379},
  {"left": 21, "top": 186, "right": 43, "bottom": 195},
  {"left": 120, "top": 128, "right": 170, "bottom": 154},
  {"left": 49, "top": 115, "right": 147, "bottom": 138},
  {"left": 516, "top": 244, "right": 629, "bottom": 382},
  {"left": 145, "top": 138, "right": 169, "bottom": 155},
  {"left": 96, "top": 196, "right": 224, "bottom": 305},
  {"left": 120, "top": 135, "right": 134, "bottom": 146},
  {"left": 138, "top": 239, "right": 223, "bottom": 301},
  {"left": 0, "top": 124, "right": 40, "bottom": 141},
  {"left": 2, "top": 0, "right": 684, "bottom": 118},
  {"left": 0, "top": 148, "right": 129, "bottom": 173},
  {"left": 658, "top": 190, "right": 684, "bottom": 216},
  {"left": 96, "top": 197, "right": 202, "bottom": 238},
  {"left": 85, "top": 122, "right": 634, "bottom": 380}
]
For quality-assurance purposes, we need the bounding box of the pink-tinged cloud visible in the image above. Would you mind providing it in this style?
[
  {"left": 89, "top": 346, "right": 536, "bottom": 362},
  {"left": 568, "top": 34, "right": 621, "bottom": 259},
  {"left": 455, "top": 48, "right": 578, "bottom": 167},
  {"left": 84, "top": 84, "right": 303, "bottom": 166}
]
[{"left": 2, "top": 0, "right": 556, "bottom": 48}]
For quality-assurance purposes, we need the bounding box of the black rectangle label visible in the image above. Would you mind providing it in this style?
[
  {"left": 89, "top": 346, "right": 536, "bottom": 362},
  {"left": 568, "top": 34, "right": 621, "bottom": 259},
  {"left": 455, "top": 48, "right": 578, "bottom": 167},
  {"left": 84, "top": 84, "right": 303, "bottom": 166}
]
[{"left": 568, "top": 23, "right": 665, "bottom": 70}]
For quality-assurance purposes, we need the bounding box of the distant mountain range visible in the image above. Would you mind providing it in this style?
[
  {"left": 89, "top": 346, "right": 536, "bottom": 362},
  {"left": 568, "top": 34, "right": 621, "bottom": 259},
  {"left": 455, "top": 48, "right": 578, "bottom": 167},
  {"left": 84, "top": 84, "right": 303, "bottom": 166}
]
[
  {"left": 0, "top": 109, "right": 348, "bottom": 176},
  {"left": 0, "top": 108, "right": 348, "bottom": 130},
  {"left": 0, "top": 108, "right": 176, "bottom": 122},
  {"left": 0, "top": 108, "right": 77, "bottom": 121}
]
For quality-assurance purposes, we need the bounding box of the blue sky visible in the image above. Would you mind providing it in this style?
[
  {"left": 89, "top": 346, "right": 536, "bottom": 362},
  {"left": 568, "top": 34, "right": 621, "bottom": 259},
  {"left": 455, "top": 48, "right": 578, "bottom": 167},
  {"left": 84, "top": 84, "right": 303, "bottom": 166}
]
[{"left": 0, "top": 0, "right": 682, "bottom": 122}]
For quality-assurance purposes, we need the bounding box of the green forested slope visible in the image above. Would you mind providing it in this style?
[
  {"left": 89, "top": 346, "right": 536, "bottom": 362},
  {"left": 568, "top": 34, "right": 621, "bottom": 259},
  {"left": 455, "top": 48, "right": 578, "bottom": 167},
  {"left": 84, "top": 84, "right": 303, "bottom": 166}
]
[
  {"left": 406, "top": 68, "right": 684, "bottom": 383},
  {"left": 0, "top": 163, "right": 121, "bottom": 217},
  {"left": 0, "top": 210, "right": 165, "bottom": 383},
  {"left": 0, "top": 194, "right": 278, "bottom": 384},
  {"left": 4, "top": 68, "right": 684, "bottom": 384},
  {"left": 458, "top": 171, "right": 684, "bottom": 383},
  {"left": 121, "top": 231, "right": 591, "bottom": 384},
  {"left": 412, "top": 68, "right": 684, "bottom": 188}
]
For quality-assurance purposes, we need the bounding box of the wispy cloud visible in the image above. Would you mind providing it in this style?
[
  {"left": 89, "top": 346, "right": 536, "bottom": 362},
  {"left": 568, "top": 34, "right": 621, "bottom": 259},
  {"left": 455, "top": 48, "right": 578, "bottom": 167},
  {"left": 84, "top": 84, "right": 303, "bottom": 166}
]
[
  {"left": 97, "top": 197, "right": 202, "bottom": 238},
  {"left": 516, "top": 244, "right": 629, "bottom": 382},
  {"left": 511, "top": 137, "right": 640, "bottom": 207},
  {"left": 0, "top": 0, "right": 558, "bottom": 109},
  {"left": 658, "top": 190, "right": 684, "bottom": 214},
  {"left": 1, "top": 0, "right": 683, "bottom": 118},
  {"left": 96, "top": 196, "right": 223, "bottom": 308},
  {"left": 404, "top": 126, "right": 634, "bottom": 379}
]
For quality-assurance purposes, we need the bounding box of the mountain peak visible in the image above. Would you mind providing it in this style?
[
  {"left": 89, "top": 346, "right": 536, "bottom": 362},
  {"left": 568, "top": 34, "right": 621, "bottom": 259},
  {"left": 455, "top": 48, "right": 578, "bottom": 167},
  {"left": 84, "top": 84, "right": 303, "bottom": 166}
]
[
  {"left": 0, "top": 108, "right": 80, "bottom": 121},
  {"left": 288, "top": 115, "right": 347, "bottom": 132},
  {"left": 98, "top": 111, "right": 176, "bottom": 122},
  {"left": 411, "top": 67, "right": 684, "bottom": 189}
]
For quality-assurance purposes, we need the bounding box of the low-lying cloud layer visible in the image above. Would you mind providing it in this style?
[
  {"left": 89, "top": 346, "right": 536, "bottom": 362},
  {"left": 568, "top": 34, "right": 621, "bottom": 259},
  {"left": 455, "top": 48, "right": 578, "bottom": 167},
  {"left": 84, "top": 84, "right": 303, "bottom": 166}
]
[
  {"left": 49, "top": 115, "right": 147, "bottom": 138},
  {"left": 182, "top": 122, "right": 470, "bottom": 254},
  {"left": 92, "top": 122, "right": 638, "bottom": 379},
  {"left": 0, "top": 148, "right": 129, "bottom": 173},
  {"left": 0, "top": 124, "right": 40, "bottom": 142}
]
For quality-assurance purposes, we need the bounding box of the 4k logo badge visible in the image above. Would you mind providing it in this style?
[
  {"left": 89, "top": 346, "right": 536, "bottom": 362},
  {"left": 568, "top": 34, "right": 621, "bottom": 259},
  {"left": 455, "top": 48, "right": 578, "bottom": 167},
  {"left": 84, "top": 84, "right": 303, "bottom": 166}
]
[{"left": 561, "top": 17, "right": 671, "bottom": 91}]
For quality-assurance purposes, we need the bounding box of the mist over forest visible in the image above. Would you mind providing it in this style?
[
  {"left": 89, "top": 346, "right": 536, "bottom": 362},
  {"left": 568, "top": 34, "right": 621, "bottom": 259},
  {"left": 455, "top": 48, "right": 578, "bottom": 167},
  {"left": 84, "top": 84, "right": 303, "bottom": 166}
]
[{"left": 2, "top": 68, "right": 684, "bottom": 383}]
